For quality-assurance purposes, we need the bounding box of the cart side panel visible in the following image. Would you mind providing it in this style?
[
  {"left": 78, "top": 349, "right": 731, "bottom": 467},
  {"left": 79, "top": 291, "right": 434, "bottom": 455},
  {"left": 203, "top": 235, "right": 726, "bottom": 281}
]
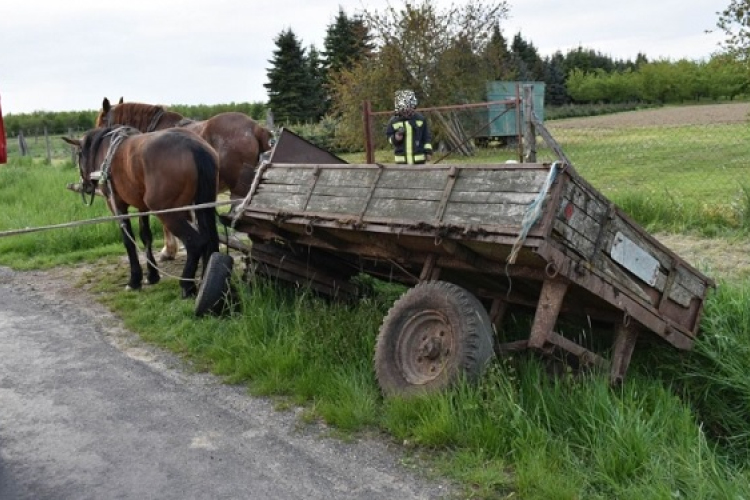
[
  {"left": 248, "top": 164, "right": 554, "bottom": 230},
  {"left": 551, "top": 169, "right": 712, "bottom": 336}
]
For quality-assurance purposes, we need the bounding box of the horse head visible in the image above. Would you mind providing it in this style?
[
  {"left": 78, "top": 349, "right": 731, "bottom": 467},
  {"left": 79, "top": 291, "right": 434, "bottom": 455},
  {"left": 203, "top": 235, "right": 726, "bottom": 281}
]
[
  {"left": 254, "top": 123, "right": 276, "bottom": 156},
  {"left": 62, "top": 128, "right": 113, "bottom": 204},
  {"left": 95, "top": 97, "right": 124, "bottom": 127}
]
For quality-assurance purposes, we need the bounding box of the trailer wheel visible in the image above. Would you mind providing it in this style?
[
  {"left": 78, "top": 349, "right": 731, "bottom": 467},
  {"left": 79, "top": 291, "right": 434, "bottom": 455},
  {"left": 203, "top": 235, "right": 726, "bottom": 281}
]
[
  {"left": 195, "top": 252, "right": 236, "bottom": 317},
  {"left": 375, "top": 281, "right": 495, "bottom": 397}
]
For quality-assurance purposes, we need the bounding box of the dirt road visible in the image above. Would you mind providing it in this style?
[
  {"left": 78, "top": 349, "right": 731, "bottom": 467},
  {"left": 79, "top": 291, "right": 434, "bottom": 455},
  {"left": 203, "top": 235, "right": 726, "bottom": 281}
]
[{"left": 0, "top": 265, "right": 453, "bottom": 500}]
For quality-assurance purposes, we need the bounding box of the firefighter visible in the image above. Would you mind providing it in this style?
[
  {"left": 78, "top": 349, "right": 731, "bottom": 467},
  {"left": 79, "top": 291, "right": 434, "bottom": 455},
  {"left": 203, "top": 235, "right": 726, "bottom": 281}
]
[{"left": 385, "top": 89, "right": 432, "bottom": 165}]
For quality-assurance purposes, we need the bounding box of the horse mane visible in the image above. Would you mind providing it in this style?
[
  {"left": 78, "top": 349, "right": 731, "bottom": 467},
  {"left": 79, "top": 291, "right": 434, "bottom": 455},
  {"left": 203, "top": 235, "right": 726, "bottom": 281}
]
[{"left": 111, "top": 103, "right": 179, "bottom": 131}]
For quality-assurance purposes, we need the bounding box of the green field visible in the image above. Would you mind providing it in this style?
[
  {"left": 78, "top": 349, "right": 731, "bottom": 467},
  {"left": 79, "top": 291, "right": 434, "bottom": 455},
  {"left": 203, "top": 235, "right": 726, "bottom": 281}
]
[{"left": 2, "top": 108, "right": 750, "bottom": 499}]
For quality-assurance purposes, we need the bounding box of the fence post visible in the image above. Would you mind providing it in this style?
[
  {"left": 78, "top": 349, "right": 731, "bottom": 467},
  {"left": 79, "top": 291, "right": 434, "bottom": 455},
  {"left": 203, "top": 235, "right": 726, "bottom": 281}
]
[
  {"left": 68, "top": 128, "right": 77, "bottom": 165},
  {"left": 523, "top": 85, "right": 536, "bottom": 163},
  {"left": 363, "top": 100, "right": 374, "bottom": 164},
  {"left": 44, "top": 126, "right": 52, "bottom": 164},
  {"left": 18, "top": 131, "right": 28, "bottom": 157}
]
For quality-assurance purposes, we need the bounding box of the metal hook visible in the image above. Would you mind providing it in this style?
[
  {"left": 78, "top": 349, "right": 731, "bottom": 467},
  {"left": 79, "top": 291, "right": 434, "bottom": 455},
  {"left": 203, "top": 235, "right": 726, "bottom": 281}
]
[{"left": 545, "top": 261, "right": 559, "bottom": 278}]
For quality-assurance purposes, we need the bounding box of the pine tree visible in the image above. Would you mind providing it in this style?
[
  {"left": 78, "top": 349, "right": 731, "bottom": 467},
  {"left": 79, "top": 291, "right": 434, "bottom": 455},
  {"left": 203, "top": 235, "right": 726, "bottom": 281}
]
[
  {"left": 543, "top": 52, "right": 568, "bottom": 106},
  {"left": 483, "top": 23, "right": 514, "bottom": 80},
  {"left": 510, "top": 33, "right": 544, "bottom": 81},
  {"left": 323, "top": 8, "right": 372, "bottom": 75},
  {"left": 305, "top": 45, "right": 327, "bottom": 121},
  {"left": 264, "top": 29, "right": 309, "bottom": 124}
]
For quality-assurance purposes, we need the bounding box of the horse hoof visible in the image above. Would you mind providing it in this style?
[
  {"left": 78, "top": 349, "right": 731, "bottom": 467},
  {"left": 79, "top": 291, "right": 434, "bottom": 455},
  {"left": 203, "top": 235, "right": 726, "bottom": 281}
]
[
  {"left": 181, "top": 288, "right": 197, "bottom": 299},
  {"left": 125, "top": 284, "right": 142, "bottom": 292},
  {"left": 158, "top": 253, "right": 176, "bottom": 262},
  {"left": 148, "top": 275, "right": 161, "bottom": 285}
]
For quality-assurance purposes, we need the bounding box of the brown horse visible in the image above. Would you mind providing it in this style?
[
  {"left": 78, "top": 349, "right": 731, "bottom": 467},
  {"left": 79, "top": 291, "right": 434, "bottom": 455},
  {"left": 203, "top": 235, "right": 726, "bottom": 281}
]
[
  {"left": 96, "top": 97, "right": 275, "bottom": 259},
  {"left": 63, "top": 126, "right": 220, "bottom": 299}
]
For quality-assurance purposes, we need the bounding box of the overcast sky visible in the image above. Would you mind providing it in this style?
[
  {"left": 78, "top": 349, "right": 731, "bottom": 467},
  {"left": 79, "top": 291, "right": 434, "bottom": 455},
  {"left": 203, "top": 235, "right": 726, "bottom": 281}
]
[{"left": 0, "top": 0, "right": 726, "bottom": 115}]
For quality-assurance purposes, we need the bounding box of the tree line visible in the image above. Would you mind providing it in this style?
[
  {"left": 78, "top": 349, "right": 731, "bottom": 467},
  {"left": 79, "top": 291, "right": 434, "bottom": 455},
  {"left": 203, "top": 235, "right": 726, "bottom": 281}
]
[
  {"left": 3, "top": 102, "right": 268, "bottom": 138},
  {"left": 4, "top": 0, "right": 746, "bottom": 141}
]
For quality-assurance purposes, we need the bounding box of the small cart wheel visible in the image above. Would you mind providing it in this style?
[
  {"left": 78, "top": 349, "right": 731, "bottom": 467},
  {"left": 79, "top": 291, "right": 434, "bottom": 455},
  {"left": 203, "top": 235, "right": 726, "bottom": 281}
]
[
  {"left": 375, "top": 281, "right": 495, "bottom": 397},
  {"left": 195, "top": 252, "right": 236, "bottom": 317}
]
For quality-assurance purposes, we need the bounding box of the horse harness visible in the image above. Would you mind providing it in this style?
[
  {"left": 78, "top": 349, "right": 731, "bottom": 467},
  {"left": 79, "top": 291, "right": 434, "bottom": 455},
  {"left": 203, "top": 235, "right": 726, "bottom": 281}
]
[{"left": 91, "top": 127, "right": 139, "bottom": 215}]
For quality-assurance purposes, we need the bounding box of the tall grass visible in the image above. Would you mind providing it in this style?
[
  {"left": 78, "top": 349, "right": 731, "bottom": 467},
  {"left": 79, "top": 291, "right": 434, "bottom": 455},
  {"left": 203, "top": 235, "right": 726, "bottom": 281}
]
[
  {"left": 87, "top": 268, "right": 750, "bottom": 499},
  {"left": 0, "top": 158, "right": 170, "bottom": 269}
]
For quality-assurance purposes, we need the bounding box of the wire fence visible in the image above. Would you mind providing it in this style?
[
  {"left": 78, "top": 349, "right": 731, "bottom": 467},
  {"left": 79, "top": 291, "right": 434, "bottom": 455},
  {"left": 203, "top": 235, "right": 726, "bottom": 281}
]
[
  {"left": 8, "top": 101, "right": 750, "bottom": 224},
  {"left": 364, "top": 100, "right": 750, "bottom": 223}
]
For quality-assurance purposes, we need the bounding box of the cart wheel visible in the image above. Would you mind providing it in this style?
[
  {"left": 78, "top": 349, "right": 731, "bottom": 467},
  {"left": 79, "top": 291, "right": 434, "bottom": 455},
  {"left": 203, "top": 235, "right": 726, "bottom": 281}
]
[
  {"left": 195, "top": 252, "right": 235, "bottom": 317},
  {"left": 375, "top": 281, "right": 495, "bottom": 397}
]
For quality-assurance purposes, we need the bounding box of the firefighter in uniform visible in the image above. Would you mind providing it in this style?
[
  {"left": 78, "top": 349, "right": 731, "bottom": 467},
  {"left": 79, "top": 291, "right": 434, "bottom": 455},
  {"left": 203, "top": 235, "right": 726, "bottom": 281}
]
[{"left": 385, "top": 90, "right": 432, "bottom": 165}]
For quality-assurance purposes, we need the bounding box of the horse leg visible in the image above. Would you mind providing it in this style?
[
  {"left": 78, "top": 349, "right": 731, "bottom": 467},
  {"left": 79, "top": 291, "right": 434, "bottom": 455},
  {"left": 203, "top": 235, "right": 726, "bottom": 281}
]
[
  {"left": 138, "top": 215, "right": 160, "bottom": 285},
  {"left": 162, "top": 215, "right": 206, "bottom": 298},
  {"left": 119, "top": 219, "right": 143, "bottom": 291},
  {"left": 159, "top": 227, "right": 180, "bottom": 261}
]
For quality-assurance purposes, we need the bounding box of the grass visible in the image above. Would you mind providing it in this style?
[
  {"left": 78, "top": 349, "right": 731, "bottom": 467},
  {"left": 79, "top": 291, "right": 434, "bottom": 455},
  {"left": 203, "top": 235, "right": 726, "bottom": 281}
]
[{"left": 3, "top": 113, "right": 750, "bottom": 498}]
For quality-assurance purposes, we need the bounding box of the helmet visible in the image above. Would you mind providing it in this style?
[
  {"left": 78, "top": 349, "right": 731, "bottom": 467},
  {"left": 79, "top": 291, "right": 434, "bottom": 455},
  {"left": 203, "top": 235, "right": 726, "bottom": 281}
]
[{"left": 394, "top": 89, "right": 417, "bottom": 114}]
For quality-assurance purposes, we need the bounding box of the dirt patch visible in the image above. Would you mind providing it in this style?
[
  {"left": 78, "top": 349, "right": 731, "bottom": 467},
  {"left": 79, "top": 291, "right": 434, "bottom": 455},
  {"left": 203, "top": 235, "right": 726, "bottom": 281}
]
[{"left": 550, "top": 102, "right": 750, "bottom": 129}]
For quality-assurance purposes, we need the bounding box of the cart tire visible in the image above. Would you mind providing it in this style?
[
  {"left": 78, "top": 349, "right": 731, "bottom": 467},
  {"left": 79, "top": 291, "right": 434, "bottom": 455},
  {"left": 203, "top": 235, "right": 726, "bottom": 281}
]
[
  {"left": 195, "top": 252, "right": 235, "bottom": 317},
  {"left": 375, "top": 281, "right": 495, "bottom": 397}
]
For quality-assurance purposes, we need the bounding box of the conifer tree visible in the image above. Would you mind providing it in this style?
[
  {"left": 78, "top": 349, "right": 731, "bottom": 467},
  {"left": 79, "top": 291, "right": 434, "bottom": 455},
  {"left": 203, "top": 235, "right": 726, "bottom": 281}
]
[
  {"left": 264, "top": 29, "right": 309, "bottom": 124},
  {"left": 323, "top": 8, "right": 373, "bottom": 75}
]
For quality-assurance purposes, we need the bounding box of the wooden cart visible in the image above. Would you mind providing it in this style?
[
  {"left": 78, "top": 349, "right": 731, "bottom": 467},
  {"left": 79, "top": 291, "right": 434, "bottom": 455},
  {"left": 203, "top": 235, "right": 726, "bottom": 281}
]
[{"left": 219, "top": 129, "right": 714, "bottom": 396}]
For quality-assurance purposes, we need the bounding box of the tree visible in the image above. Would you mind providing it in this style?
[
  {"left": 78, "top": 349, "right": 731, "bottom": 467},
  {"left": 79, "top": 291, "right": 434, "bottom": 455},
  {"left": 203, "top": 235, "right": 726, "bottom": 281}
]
[
  {"left": 543, "top": 52, "right": 568, "bottom": 105},
  {"left": 510, "top": 33, "right": 544, "bottom": 81},
  {"left": 323, "top": 8, "right": 373, "bottom": 76},
  {"left": 716, "top": 0, "right": 750, "bottom": 60},
  {"left": 483, "top": 23, "right": 514, "bottom": 80},
  {"left": 305, "top": 45, "right": 328, "bottom": 121},
  {"left": 264, "top": 29, "right": 310, "bottom": 124},
  {"left": 328, "top": 0, "right": 510, "bottom": 150}
]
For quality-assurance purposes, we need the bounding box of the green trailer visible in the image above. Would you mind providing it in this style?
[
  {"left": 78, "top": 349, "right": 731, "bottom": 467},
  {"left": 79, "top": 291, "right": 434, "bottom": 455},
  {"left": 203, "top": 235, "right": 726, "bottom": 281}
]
[{"left": 476, "top": 81, "right": 545, "bottom": 146}]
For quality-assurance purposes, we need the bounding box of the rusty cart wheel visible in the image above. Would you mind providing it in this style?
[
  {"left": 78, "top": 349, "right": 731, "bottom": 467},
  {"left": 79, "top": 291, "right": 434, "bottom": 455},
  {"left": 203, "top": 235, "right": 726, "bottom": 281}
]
[
  {"left": 375, "top": 281, "right": 495, "bottom": 397},
  {"left": 195, "top": 252, "right": 237, "bottom": 317}
]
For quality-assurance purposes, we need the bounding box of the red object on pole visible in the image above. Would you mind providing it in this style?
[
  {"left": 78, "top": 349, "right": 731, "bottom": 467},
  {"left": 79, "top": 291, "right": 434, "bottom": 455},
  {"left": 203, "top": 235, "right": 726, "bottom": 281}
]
[{"left": 0, "top": 93, "right": 6, "bottom": 164}]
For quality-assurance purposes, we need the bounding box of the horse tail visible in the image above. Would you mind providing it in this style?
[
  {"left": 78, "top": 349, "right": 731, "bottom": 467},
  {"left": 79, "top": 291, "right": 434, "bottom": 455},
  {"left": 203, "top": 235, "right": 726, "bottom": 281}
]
[{"left": 191, "top": 144, "right": 220, "bottom": 255}]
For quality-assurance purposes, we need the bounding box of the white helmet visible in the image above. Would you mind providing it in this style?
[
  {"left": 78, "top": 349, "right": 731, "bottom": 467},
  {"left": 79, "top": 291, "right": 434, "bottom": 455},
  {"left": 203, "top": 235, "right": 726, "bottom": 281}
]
[{"left": 394, "top": 89, "right": 417, "bottom": 114}]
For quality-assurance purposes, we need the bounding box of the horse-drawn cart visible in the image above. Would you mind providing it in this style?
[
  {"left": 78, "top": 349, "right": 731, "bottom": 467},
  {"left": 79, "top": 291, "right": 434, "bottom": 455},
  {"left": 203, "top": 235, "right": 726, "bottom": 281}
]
[{"left": 218, "top": 129, "right": 714, "bottom": 396}]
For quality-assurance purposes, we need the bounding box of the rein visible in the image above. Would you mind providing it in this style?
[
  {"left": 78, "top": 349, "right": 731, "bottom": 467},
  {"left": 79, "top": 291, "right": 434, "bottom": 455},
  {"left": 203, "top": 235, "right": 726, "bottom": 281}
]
[{"left": 88, "top": 127, "right": 139, "bottom": 210}]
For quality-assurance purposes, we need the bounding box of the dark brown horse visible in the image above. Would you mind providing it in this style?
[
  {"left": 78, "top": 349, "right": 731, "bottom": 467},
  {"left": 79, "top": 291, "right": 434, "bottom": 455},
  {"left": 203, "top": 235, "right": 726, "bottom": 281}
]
[
  {"left": 96, "top": 97, "right": 275, "bottom": 259},
  {"left": 63, "top": 126, "right": 220, "bottom": 298}
]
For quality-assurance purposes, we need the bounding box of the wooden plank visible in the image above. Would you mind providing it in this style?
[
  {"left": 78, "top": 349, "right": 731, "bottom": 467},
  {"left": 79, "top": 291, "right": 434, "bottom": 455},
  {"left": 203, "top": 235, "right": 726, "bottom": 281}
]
[
  {"left": 305, "top": 194, "right": 367, "bottom": 214},
  {"left": 316, "top": 168, "right": 379, "bottom": 188},
  {"left": 364, "top": 198, "right": 440, "bottom": 220},
  {"left": 251, "top": 192, "right": 307, "bottom": 211},
  {"left": 376, "top": 169, "right": 448, "bottom": 190},
  {"left": 454, "top": 169, "right": 548, "bottom": 192},
  {"left": 373, "top": 187, "right": 443, "bottom": 201},
  {"left": 262, "top": 167, "right": 315, "bottom": 185},
  {"left": 448, "top": 191, "right": 539, "bottom": 205},
  {"left": 443, "top": 202, "right": 529, "bottom": 226},
  {"left": 257, "top": 183, "right": 311, "bottom": 195}
]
